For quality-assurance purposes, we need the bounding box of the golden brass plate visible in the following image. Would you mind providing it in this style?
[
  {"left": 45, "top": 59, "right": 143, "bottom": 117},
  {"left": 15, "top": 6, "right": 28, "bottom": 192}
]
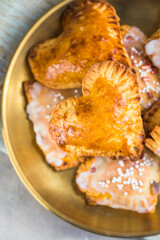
[{"left": 2, "top": 0, "right": 160, "bottom": 237}]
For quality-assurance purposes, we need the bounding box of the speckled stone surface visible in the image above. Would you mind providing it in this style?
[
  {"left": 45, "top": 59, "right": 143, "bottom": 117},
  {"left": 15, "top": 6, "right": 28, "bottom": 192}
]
[{"left": 0, "top": 0, "right": 159, "bottom": 239}]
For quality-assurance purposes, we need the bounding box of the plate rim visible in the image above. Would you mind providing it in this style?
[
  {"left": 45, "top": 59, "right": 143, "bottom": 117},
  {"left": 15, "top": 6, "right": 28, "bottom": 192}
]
[{"left": 2, "top": 0, "right": 160, "bottom": 237}]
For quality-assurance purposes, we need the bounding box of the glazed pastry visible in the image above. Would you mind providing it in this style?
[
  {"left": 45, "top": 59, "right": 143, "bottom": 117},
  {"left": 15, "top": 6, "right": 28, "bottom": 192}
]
[
  {"left": 49, "top": 61, "right": 144, "bottom": 159},
  {"left": 145, "top": 126, "right": 160, "bottom": 157},
  {"left": 143, "top": 98, "right": 160, "bottom": 156},
  {"left": 24, "top": 81, "right": 83, "bottom": 170},
  {"left": 145, "top": 28, "right": 160, "bottom": 69},
  {"left": 121, "top": 25, "right": 160, "bottom": 112},
  {"left": 143, "top": 98, "right": 160, "bottom": 133},
  {"left": 76, "top": 149, "right": 160, "bottom": 213},
  {"left": 28, "top": 0, "right": 131, "bottom": 89}
]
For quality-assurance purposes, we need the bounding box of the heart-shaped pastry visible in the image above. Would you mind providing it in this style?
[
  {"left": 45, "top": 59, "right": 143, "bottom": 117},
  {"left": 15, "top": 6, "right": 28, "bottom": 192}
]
[
  {"left": 28, "top": 0, "right": 131, "bottom": 89},
  {"left": 49, "top": 61, "right": 144, "bottom": 159}
]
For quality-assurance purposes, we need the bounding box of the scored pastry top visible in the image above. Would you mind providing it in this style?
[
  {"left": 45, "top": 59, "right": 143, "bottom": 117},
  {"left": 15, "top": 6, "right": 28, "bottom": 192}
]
[
  {"left": 28, "top": 0, "right": 131, "bottom": 89},
  {"left": 49, "top": 61, "right": 144, "bottom": 159}
]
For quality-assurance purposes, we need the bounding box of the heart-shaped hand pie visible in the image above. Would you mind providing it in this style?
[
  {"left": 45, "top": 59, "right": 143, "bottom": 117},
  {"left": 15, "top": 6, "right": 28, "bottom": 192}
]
[
  {"left": 49, "top": 61, "right": 144, "bottom": 159},
  {"left": 28, "top": 0, "right": 131, "bottom": 89}
]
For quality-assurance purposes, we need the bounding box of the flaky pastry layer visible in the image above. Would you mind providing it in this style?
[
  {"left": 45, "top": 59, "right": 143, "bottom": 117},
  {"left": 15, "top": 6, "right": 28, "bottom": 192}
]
[{"left": 145, "top": 126, "right": 160, "bottom": 157}]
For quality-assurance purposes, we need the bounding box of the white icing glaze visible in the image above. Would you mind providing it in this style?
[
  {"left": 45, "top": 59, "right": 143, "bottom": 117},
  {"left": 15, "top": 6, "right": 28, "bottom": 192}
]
[
  {"left": 145, "top": 39, "right": 160, "bottom": 69},
  {"left": 123, "top": 26, "right": 146, "bottom": 55},
  {"left": 46, "top": 152, "right": 63, "bottom": 166},
  {"left": 76, "top": 171, "right": 90, "bottom": 190}
]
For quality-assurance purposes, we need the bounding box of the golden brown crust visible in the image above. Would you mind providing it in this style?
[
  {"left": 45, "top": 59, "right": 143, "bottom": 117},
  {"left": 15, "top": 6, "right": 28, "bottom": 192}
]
[
  {"left": 121, "top": 25, "right": 160, "bottom": 113},
  {"left": 24, "top": 81, "right": 84, "bottom": 171},
  {"left": 28, "top": 0, "right": 131, "bottom": 89},
  {"left": 54, "top": 154, "right": 84, "bottom": 170},
  {"left": 145, "top": 126, "right": 160, "bottom": 157},
  {"left": 49, "top": 61, "right": 144, "bottom": 159},
  {"left": 24, "top": 81, "right": 34, "bottom": 101},
  {"left": 147, "top": 28, "right": 160, "bottom": 42},
  {"left": 76, "top": 150, "right": 160, "bottom": 213},
  {"left": 143, "top": 98, "right": 160, "bottom": 134},
  {"left": 120, "top": 25, "right": 132, "bottom": 39}
]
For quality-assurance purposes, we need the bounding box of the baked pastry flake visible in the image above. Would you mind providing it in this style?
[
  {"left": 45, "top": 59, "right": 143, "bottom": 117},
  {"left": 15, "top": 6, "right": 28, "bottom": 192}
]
[
  {"left": 145, "top": 126, "right": 160, "bottom": 157},
  {"left": 143, "top": 98, "right": 160, "bottom": 156},
  {"left": 143, "top": 97, "right": 160, "bottom": 133}
]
